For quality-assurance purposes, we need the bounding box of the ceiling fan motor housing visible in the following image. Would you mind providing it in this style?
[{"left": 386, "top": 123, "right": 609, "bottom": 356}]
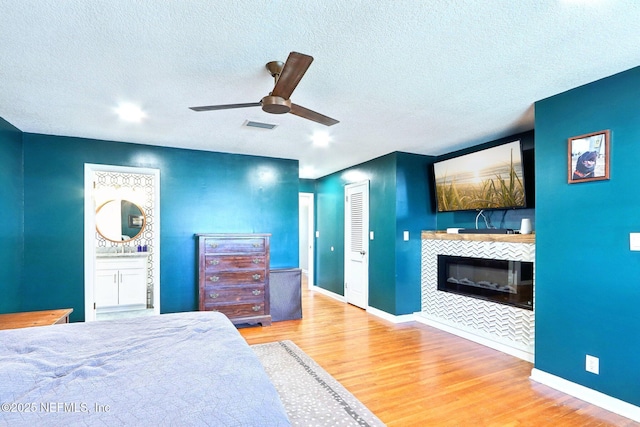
[{"left": 261, "top": 95, "right": 291, "bottom": 114}]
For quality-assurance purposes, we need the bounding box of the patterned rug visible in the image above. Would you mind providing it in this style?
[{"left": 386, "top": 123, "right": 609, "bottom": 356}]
[{"left": 251, "top": 340, "right": 386, "bottom": 427}]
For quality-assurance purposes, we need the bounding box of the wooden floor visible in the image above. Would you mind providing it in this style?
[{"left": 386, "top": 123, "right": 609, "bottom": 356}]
[{"left": 240, "top": 281, "right": 639, "bottom": 426}]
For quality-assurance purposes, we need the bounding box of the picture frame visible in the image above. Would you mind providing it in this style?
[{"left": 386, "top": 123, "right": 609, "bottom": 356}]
[
  {"left": 128, "top": 215, "right": 144, "bottom": 228},
  {"left": 568, "top": 130, "right": 610, "bottom": 184}
]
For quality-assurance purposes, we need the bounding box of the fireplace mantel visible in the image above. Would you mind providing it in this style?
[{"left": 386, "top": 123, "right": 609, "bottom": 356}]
[{"left": 421, "top": 230, "right": 535, "bottom": 244}]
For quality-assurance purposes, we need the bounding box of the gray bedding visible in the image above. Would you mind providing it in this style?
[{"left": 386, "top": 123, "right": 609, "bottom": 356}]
[{"left": 0, "top": 311, "right": 290, "bottom": 426}]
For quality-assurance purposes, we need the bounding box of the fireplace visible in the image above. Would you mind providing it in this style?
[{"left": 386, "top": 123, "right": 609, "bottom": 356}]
[{"left": 437, "top": 255, "right": 533, "bottom": 310}]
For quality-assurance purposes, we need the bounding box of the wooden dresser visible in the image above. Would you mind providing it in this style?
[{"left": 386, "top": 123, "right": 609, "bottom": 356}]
[{"left": 196, "top": 233, "right": 271, "bottom": 326}]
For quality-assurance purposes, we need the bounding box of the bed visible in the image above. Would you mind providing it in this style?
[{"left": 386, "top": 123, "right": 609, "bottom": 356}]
[{"left": 0, "top": 311, "right": 290, "bottom": 426}]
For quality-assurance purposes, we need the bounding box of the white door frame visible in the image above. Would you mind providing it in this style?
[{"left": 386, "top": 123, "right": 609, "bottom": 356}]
[
  {"left": 344, "top": 180, "right": 369, "bottom": 309},
  {"left": 84, "top": 164, "right": 161, "bottom": 321},
  {"left": 299, "top": 192, "right": 314, "bottom": 288}
]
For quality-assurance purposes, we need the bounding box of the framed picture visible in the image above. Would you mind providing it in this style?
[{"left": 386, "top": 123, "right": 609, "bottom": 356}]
[
  {"left": 568, "top": 130, "right": 610, "bottom": 183},
  {"left": 128, "top": 215, "right": 144, "bottom": 228}
]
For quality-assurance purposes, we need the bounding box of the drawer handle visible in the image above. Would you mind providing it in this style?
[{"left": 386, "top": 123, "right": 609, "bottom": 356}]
[
  {"left": 209, "top": 276, "right": 220, "bottom": 282},
  {"left": 209, "top": 292, "right": 219, "bottom": 299},
  {"left": 252, "top": 305, "right": 261, "bottom": 312},
  {"left": 208, "top": 243, "right": 218, "bottom": 249},
  {"left": 252, "top": 274, "right": 261, "bottom": 280},
  {"left": 252, "top": 289, "right": 261, "bottom": 296},
  {"left": 252, "top": 258, "right": 261, "bottom": 264},
  {"left": 252, "top": 243, "right": 261, "bottom": 248},
  {"left": 208, "top": 259, "right": 220, "bottom": 265}
]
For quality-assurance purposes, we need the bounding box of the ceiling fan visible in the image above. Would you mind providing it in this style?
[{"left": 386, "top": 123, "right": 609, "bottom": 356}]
[{"left": 189, "top": 52, "right": 339, "bottom": 126}]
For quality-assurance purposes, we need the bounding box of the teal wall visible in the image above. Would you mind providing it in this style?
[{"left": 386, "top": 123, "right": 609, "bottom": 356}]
[
  {"left": 394, "top": 152, "right": 436, "bottom": 313},
  {"left": 299, "top": 178, "right": 315, "bottom": 193},
  {"left": 535, "top": 66, "right": 640, "bottom": 405},
  {"left": 435, "top": 130, "right": 536, "bottom": 231},
  {"left": 358, "top": 155, "right": 397, "bottom": 313},
  {"left": 0, "top": 118, "right": 24, "bottom": 313},
  {"left": 315, "top": 152, "right": 434, "bottom": 315},
  {"left": 15, "top": 132, "right": 299, "bottom": 321},
  {"left": 315, "top": 172, "right": 346, "bottom": 295}
]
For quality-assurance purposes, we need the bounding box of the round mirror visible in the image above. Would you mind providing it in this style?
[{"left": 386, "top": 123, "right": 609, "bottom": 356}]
[{"left": 96, "top": 199, "right": 146, "bottom": 242}]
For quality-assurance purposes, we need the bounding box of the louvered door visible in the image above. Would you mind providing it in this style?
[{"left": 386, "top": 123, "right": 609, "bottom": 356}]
[{"left": 344, "top": 181, "right": 369, "bottom": 309}]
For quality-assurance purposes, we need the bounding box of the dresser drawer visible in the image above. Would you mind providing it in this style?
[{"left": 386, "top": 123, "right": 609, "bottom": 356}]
[
  {"left": 203, "top": 302, "right": 266, "bottom": 317},
  {"left": 202, "top": 238, "right": 266, "bottom": 254},
  {"left": 202, "top": 284, "right": 266, "bottom": 304},
  {"left": 203, "top": 270, "right": 266, "bottom": 285},
  {"left": 204, "top": 255, "right": 267, "bottom": 271}
]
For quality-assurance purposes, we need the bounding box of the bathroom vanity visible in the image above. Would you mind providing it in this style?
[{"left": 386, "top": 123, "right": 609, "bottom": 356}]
[{"left": 95, "top": 253, "right": 148, "bottom": 312}]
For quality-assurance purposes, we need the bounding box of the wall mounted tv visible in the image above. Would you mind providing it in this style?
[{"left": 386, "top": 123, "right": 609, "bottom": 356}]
[{"left": 433, "top": 140, "right": 527, "bottom": 212}]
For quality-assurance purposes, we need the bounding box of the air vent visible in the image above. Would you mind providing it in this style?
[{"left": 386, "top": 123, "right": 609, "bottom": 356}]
[{"left": 243, "top": 120, "right": 278, "bottom": 130}]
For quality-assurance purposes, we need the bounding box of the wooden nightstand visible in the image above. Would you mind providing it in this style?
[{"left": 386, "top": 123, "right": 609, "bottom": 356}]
[{"left": 0, "top": 308, "right": 73, "bottom": 330}]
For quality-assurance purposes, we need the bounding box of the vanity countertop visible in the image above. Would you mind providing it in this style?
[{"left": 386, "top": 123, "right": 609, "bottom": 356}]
[{"left": 96, "top": 252, "right": 151, "bottom": 258}]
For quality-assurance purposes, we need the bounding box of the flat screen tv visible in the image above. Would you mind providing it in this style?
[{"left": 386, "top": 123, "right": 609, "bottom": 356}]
[{"left": 433, "top": 140, "right": 527, "bottom": 212}]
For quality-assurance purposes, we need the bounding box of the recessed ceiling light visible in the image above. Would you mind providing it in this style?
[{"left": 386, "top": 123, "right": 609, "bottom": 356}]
[
  {"left": 115, "top": 103, "right": 146, "bottom": 122},
  {"left": 312, "top": 131, "right": 331, "bottom": 147}
]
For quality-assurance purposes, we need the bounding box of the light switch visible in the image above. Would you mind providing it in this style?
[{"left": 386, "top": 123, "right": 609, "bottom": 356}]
[
  {"left": 370, "top": 231, "right": 374, "bottom": 240},
  {"left": 630, "top": 233, "right": 640, "bottom": 251},
  {"left": 403, "top": 231, "right": 409, "bottom": 241},
  {"left": 315, "top": 231, "right": 320, "bottom": 238}
]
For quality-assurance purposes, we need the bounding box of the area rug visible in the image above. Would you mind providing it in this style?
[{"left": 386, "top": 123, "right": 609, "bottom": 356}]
[{"left": 251, "top": 340, "right": 386, "bottom": 427}]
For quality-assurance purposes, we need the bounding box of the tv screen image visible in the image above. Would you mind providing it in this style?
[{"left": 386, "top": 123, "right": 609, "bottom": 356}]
[{"left": 433, "top": 140, "right": 526, "bottom": 212}]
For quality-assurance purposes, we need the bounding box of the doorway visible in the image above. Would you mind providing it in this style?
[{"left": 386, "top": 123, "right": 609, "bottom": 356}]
[
  {"left": 84, "top": 164, "right": 161, "bottom": 321},
  {"left": 344, "top": 180, "right": 369, "bottom": 309},
  {"left": 299, "top": 193, "right": 314, "bottom": 288}
]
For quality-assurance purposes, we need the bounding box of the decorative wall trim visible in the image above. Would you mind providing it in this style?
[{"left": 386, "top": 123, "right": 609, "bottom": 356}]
[
  {"left": 421, "top": 235, "right": 535, "bottom": 360},
  {"left": 530, "top": 368, "right": 640, "bottom": 422}
]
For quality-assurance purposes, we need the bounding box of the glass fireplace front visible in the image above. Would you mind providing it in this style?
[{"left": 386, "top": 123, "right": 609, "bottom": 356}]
[{"left": 437, "top": 255, "right": 533, "bottom": 310}]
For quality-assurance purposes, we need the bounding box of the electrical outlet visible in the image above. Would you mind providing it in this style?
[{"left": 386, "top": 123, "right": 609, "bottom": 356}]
[{"left": 586, "top": 355, "right": 599, "bottom": 374}]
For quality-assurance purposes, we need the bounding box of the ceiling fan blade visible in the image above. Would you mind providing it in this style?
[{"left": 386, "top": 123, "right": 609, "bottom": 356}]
[
  {"left": 290, "top": 103, "right": 339, "bottom": 126},
  {"left": 189, "top": 102, "right": 261, "bottom": 112},
  {"left": 271, "top": 52, "right": 313, "bottom": 100}
]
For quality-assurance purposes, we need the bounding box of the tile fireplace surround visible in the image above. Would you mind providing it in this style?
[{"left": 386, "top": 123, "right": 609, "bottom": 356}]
[{"left": 416, "top": 231, "right": 535, "bottom": 361}]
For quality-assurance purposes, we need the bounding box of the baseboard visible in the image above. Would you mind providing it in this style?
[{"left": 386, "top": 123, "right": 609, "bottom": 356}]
[
  {"left": 366, "top": 306, "right": 414, "bottom": 324},
  {"left": 414, "top": 313, "right": 534, "bottom": 362},
  {"left": 310, "top": 285, "right": 346, "bottom": 302},
  {"left": 530, "top": 368, "right": 640, "bottom": 422},
  {"left": 309, "top": 287, "right": 414, "bottom": 323}
]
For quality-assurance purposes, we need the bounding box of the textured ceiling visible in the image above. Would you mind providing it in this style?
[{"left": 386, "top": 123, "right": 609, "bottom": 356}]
[{"left": 1, "top": 0, "right": 639, "bottom": 178}]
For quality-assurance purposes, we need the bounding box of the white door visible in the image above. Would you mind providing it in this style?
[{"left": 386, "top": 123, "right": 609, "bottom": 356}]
[{"left": 344, "top": 181, "right": 369, "bottom": 309}]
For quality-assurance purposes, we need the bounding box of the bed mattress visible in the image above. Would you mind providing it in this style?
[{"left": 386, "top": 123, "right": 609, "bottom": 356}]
[{"left": 0, "top": 311, "right": 290, "bottom": 426}]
